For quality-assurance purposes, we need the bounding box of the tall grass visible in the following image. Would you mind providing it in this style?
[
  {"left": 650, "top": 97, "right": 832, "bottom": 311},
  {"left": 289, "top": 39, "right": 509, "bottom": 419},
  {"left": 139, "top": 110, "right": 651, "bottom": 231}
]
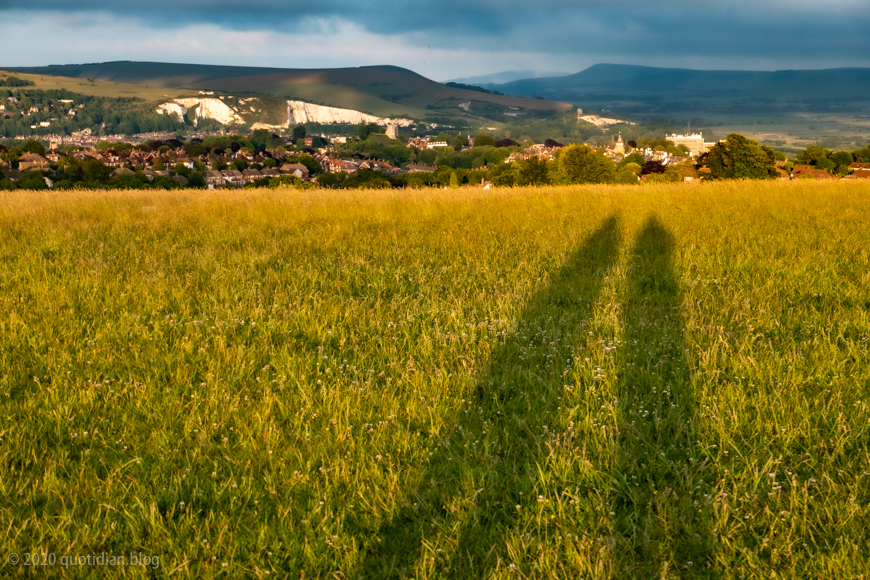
[{"left": 0, "top": 181, "right": 868, "bottom": 579}]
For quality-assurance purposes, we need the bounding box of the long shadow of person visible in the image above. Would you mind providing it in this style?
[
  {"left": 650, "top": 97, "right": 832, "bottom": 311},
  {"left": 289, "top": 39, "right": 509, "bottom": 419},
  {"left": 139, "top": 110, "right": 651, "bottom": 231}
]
[
  {"left": 612, "top": 216, "right": 717, "bottom": 578},
  {"left": 353, "top": 215, "right": 622, "bottom": 578}
]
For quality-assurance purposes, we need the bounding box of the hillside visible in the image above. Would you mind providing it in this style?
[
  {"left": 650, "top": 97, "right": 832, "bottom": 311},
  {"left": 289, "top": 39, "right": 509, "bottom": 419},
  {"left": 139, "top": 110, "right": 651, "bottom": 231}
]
[
  {"left": 0, "top": 69, "right": 196, "bottom": 102},
  {"left": 446, "top": 70, "right": 571, "bottom": 86},
  {"left": 497, "top": 64, "right": 870, "bottom": 114},
  {"left": 5, "top": 61, "right": 573, "bottom": 122}
]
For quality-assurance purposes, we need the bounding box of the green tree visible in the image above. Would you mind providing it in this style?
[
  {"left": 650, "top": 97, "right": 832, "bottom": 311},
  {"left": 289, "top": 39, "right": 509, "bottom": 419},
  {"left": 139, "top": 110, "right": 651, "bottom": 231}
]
[
  {"left": 174, "top": 163, "right": 191, "bottom": 177},
  {"left": 250, "top": 129, "right": 272, "bottom": 151},
  {"left": 621, "top": 162, "right": 642, "bottom": 176},
  {"left": 357, "top": 123, "right": 380, "bottom": 140},
  {"left": 815, "top": 158, "right": 836, "bottom": 171},
  {"left": 6, "top": 147, "right": 22, "bottom": 168},
  {"left": 516, "top": 157, "right": 551, "bottom": 186},
  {"left": 703, "top": 134, "right": 777, "bottom": 180},
  {"left": 21, "top": 140, "right": 46, "bottom": 156},
  {"left": 448, "top": 171, "right": 459, "bottom": 188},
  {"left": 615, "top": 169, "right": 639, "bottom": 184},
  {"left": 451, "top": 135, "right": 468, "bottom": 151},
  {"left": 289, "top": 153, "right": 322, "bottom": 175},
  {"left": 17, "top": 171, "right": 48, "bottom": 190},
  {"left": 188, "top": 172, "right": 206, "bottom": 188},
  {"left": 796, "top": 145, "right": 832, "bottom": 166},
  {"left": 82, "top": 159, "right": 112, "bottom": 184},
  {"left": 316, "top": 172, "right": 341, "bottom": 189},
  {"left": 618, "top": 152, "right": 645, "bottom": 169},
  {"left": 0, "top": 76, "right": 35, "bottom": 87},
  {"left": 473, "top": 134, "right": 496, "bottom": 147},
  {"left": 830, "top": 150, "right": 854, "bottom": 174},
  {"left": 292, "top": 125, "right": 307, "bottom": 140},
  {"left": 558, "top": 144, "right": 617, "bottom": 184},
  {"left": 489, "top": 163, "right": 517, "bottom": 187}
]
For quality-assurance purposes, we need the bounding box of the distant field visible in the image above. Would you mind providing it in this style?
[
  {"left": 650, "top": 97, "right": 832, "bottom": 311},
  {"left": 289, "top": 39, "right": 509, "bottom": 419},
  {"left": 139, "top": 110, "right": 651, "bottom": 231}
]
[
  {"left": 1, "top": 183, "right": 869, "bottom": 579},
  {"left": 0, "top": 69, "right": 197, "bottom": 103}
]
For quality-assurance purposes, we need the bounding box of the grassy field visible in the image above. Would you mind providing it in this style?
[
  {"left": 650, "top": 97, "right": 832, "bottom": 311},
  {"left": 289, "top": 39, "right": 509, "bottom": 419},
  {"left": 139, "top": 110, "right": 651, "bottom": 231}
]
[
  {"left": 0, "top": 70, "right": 197, "bottom": 103},
  {"left": 1, "top": 182, "right": 869, "bottom": 579}
]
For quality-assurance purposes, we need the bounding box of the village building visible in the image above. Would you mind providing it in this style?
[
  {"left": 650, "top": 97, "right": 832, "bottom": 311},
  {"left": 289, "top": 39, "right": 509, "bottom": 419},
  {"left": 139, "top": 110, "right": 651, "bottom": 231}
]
[
  {"left": 221, "top": 169, "right": 245, "bottom": 188},
  {"left": 401, "top": 164, "right": 436, "bottom": 174},
  {"left": 242, "top": 168, "right": 263, "bottom": 183},
  {"left": 17, "top": 153, "right": 49, "bottom": 171},
  {"left": 791, "top": 164, "right": 836, "bottom": 180},
  {"left": 359, "top": 159, "right": 397, "bottom": 174},
  {"left": 666, "top": 133, "right": 716, "bottom": 157},
  {"left": 280, "top": 163, "right": 310, "bottom": 180},
  {"left": 847, "top": 162, "right": 870, "bottom": 178},
  {"left": 204, "top": 170, "right": 224, "bottom": 189}
]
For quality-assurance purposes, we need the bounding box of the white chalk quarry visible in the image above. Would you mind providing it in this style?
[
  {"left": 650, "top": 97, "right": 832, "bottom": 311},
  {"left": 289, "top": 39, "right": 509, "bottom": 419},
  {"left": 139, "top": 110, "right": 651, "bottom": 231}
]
[{"left": 287, "top": 101, "right": 413, "bottom": 127}]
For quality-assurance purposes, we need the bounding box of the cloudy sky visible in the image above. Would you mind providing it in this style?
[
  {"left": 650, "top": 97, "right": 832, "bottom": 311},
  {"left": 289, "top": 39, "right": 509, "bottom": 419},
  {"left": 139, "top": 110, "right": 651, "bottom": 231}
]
[{"left": 1, "top": 1, "right": 868, "bottom": 81}]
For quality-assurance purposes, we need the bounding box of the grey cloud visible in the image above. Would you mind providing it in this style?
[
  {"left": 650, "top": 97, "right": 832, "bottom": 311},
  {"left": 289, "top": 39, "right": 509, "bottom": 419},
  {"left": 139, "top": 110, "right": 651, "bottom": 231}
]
[{"left": 1, "top": 1, "right": 868, "bottom": 71}]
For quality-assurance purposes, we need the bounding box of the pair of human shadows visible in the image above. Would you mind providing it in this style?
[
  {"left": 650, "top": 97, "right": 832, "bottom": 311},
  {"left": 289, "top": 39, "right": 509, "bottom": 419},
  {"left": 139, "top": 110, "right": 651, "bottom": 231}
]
[{"left": 352, "top": 216, "right": 710, "bottom": 578}]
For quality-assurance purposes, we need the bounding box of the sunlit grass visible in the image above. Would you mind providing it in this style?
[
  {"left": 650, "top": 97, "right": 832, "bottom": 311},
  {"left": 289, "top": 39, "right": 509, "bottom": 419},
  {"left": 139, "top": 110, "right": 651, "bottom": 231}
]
[{"left": 1, "top": 181, "right": 868, "bottom": 579}]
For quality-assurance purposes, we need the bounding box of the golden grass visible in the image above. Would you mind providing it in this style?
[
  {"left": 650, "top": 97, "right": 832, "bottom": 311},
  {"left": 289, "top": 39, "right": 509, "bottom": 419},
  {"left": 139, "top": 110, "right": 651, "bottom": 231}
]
[{"left": 1, "top": 180, "right": 869, "bottom": 579}]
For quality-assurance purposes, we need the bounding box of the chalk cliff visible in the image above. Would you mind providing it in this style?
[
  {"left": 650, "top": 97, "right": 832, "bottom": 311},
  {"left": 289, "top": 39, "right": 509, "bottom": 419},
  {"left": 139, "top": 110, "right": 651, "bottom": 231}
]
[
  {"left": 156, "top": 98, "right": 243, "bottom": 126},
  {"left": 287, "top": 101, "right": 413, "bottom": 127}
]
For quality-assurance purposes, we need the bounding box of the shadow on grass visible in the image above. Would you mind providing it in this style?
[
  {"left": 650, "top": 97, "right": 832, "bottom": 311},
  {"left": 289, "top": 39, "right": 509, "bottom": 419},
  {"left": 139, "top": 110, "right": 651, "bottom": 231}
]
[
  {"left": 354, "top": 216, "right": 622, "bottom": 578},
  {"left": 612, "top": 216, "right": 716, "bottom": 578}
]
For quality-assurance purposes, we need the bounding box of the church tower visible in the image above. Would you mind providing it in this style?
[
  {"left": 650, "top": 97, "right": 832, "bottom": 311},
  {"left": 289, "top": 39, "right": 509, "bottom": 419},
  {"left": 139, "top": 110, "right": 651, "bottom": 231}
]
[{"left": 614, "top": 132, "right": 625, "bottom": 155}]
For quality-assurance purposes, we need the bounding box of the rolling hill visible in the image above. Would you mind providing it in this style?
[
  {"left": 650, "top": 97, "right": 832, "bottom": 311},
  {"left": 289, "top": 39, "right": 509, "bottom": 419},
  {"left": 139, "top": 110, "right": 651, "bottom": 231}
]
[
  {"left": 445, "top": 70, "right": 571, "bottom": 86},
  {"left": 496, "top": 64, "right": 870, "bottom": 115},
  {"left": 5, "top": 61, "right": 573, "bottom": 122}
]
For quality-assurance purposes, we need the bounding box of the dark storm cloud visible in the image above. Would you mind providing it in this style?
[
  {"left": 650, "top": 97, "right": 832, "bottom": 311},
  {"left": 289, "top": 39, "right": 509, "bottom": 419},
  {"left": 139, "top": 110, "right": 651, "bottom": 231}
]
[{"left": 2, "top": 0, "right": 869, "bottom": 70}]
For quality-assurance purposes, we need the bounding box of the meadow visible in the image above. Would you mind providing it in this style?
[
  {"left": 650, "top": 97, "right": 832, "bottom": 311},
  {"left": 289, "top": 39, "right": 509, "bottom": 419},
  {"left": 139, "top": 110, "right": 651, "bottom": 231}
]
[{"left": 0, "top": 181, "right": 869, "bottom": 579}]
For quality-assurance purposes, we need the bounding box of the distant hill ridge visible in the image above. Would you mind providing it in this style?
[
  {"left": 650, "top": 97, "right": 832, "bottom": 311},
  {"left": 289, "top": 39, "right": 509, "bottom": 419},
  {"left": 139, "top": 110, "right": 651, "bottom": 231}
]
[
  {"left": 495, "top": 63, "right": 870, "bottom": 111},
  {"left": 4, "top": 61, "right": 572, "bottom": 120},
  {"left": 6, "top": 61, "right": 431, "bottom": 88}
]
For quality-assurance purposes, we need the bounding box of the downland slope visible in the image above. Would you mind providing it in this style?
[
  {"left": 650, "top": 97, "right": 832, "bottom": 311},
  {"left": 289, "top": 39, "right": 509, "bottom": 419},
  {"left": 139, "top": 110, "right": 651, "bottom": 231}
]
[
  {"left": 5, "top": 61, "right": 573, "bottom": 123},
  {"left": 0, "top": 69, "right": 197, "bottom": 102}
]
